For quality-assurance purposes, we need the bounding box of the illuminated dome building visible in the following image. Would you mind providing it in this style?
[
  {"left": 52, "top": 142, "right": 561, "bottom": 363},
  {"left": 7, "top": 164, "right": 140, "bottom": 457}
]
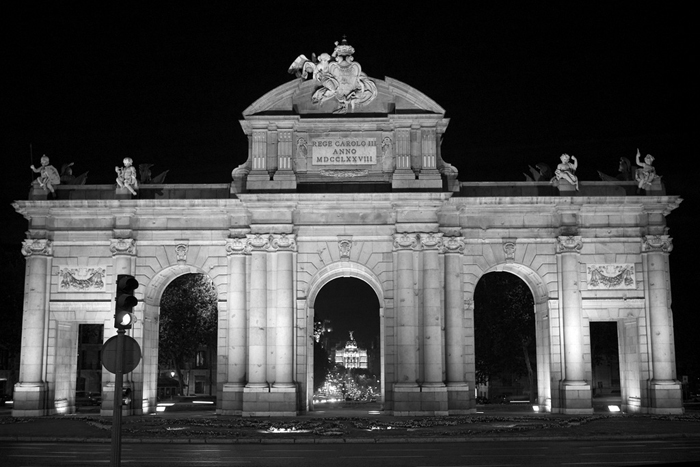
[{"left": 335, "top": 332, "right": 368, "bottom": 369}]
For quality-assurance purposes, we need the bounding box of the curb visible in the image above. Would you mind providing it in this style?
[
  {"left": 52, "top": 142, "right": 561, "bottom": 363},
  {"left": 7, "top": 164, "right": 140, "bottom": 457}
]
[{"left": 3, "top": 432, "right": 700, "bottom": 444}]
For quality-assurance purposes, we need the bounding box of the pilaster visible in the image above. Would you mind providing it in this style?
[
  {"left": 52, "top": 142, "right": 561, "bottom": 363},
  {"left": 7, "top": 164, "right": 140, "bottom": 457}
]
[
  {"left": 13, "top": 239, "right": 52, "bottom": 416},
  {"left": 641, "top": 235, "right": 683, "bottom": 413},
  {"left": 556, "top": 235, "right": 592, "bottom": 414}
]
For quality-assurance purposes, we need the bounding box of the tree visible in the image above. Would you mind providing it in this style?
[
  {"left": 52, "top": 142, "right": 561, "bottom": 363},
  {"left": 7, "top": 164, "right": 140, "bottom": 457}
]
[
  {"left": 474, "top": 272, "right": 536, "bottom": 402},
  {"left": 158, "top": 273, "right": 217, "bottom": 395}
]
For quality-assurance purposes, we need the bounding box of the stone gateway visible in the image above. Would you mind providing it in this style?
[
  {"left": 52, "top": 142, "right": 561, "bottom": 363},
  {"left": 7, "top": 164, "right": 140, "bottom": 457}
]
[{"left": 12, "top": 40, "right": 683, "bottom": 417}]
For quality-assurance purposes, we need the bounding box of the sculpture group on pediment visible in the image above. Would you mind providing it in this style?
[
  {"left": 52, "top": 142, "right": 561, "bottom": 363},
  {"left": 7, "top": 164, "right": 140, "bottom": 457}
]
[{"left": 288, "top": 38, "right": 377, "bottom": 114}]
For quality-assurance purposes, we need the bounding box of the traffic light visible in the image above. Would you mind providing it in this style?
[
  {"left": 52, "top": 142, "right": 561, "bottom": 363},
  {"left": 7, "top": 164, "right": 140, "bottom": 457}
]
[
  {"left": 121, "top": 387, "right": 132, "bottom": 406},
  {"left": 114, "top": 274, "right": 138, "bottom": 330}
]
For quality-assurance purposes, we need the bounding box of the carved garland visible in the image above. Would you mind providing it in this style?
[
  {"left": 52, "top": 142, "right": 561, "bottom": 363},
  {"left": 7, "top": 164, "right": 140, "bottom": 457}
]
[
  {"left": 586, "top": 264, "right": 636, "bottom": 290},
  {"left": 58, "top": 267, "right": 107, "bottom": 291}
]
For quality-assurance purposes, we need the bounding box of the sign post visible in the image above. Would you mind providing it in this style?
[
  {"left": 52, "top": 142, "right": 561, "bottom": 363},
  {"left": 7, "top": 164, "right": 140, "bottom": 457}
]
[{"left": 110, "top": 329, "right": 125, "bottom": 467}]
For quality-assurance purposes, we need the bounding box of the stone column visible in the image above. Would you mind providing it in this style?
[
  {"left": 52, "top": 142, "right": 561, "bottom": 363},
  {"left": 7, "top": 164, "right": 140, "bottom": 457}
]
[
  {"left": 13, "top": 239, "right": 52, "bottom": 416},
  {"left": 556, "top": 236, "right": 591, "bottom": 413},
  {"left": 443, "top": 236, "right": 470, "bottom": 412},
  {"left": 221, "top": 237, "right": 248, "bottom": 414},
  {"left": 246, "top": 234, "right": 269, "bottom": 388},
  {"left": 420, "top": 233, "right": 444, "bottom": 386},
  {"left": 394, "top": 233, "right": 419, "bottom": 387},
  {"left": 642, "top": 235, "right": 682, "bottom": 413},
  {"left": 272, "top": 234, "right": 295, "bottom": 387}
]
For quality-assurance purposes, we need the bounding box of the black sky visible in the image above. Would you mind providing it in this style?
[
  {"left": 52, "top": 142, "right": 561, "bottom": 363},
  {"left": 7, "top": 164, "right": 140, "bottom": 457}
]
[{"left": 3, "top": 3, "right": 697, "bottom": 372}]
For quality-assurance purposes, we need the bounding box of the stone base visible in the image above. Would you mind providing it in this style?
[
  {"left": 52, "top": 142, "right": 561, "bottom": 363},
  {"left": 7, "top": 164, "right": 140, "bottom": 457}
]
[
  {"left": 392, "top": 170, "right": 443, "bottom": 190},
  {"left": 392, "top": 384, "right": 449, "bottom": 415},
  {"left": 647, "top": 380, "right": 683, "bottom": 414},
  {"left": 12, "top": 383, "right": 47, "bottom": 417},
  {"left": 559, "top": 382, "right": 593, "bottom": 414},
  {"left": 218, "top": 384, "right": 244, "bottom": 416},
  {"left": 272, "top": 171, "right": 297, "bottom": 190},
  {"left": 447, "top": 384, "right": 474, "bottom": 414},
  {"left": 242, "top": 385, "right": 297, "bottom": 416},
  {"left": 553, "top": 178, "right": 578, "bottom": 195},
  {"left": 115, "top": 186, "right": 136, "bottom": 199}
]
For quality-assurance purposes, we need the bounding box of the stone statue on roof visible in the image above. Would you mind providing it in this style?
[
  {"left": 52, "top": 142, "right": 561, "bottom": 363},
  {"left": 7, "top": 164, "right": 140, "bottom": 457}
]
[
  {"left": 30, "top": 154, "right": 60, "bottom": 193},
  {"left": 552, "top": 153, "right": 579, "bottom": 191},
  {"left": 115, "top": 157, "right": 138, "bottom": 195},
  {"left": 635, "top": 148, "right": 658, "bottom": 192}
]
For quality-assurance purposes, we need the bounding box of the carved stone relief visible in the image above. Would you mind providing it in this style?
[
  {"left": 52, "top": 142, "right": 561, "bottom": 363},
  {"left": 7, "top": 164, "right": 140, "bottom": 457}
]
[
  {"left": 58, "top": 267, "right": 107, "bottom": 292},
  {"left": 586, "top": 264, "right": 636, "bottom": 290}
]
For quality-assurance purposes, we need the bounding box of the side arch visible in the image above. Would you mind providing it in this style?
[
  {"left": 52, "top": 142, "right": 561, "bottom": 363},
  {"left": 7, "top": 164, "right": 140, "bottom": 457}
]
[
  {"left": 474, "top": 262, "right": 553, "bottom": 411},
  {"left": 139, "top": 264, "right": 219, "bottom": 414},
  {"left": 303, "top": 261, "right": 387, "bottom": 412}
]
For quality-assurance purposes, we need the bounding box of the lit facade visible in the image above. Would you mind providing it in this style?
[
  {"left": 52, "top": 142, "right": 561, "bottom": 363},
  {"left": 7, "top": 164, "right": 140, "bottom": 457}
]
[{"left": 12, "top": 41, "right": 683, "bottom": 417}]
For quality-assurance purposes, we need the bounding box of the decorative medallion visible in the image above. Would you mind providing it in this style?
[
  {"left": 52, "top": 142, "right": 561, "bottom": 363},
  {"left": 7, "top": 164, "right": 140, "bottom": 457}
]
[
  {"left": 642, "top": 235, "right": 673, "bottom": 253},
  {"left": 175, "top": 243, "right": 188, "bottom": 262},
  {"left": 556, "top": 235, "right": 583, "bottom": 253},
  {"left": 338, "top": 238, "right": 352, "bottom": 259},
  {"left": 58, "top": 267, "right": 106, "bottom": 292},
  {"left": 21, "top": 239, "right": 53, "bottom": 257},
  {"left": 503, "top": 241, "right": 516, "bottom": 262},
  {"left": 586, "top": 264, "right": 636, "bottom": 290},
  {"left": 288, "top": 38, "right": 377, "bottom": 114},
  {"left": 110, "top": 238, "right": 136, "bottom": 256}
]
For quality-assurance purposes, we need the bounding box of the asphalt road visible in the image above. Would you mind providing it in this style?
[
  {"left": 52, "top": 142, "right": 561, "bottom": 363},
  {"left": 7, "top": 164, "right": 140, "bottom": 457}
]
[{"left": 2, "top": 439, "right": 700, "bottom": 467}]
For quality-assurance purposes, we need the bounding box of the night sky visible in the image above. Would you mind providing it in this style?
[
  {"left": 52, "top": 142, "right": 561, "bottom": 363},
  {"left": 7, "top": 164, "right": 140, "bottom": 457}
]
[{"left": 4, "top": 4, "right": 697, "bottom": 375}]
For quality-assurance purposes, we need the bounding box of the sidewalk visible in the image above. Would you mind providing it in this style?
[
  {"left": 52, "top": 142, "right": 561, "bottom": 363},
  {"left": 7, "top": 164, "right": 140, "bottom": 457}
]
[{"left": 1, "top": 401, "right": 699, "bottom": 444}]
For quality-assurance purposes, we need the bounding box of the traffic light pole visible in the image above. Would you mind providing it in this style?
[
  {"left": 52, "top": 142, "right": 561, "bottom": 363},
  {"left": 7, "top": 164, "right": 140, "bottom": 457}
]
[{"left": 110, "top": 329, "right": 125, "bottom": 467}]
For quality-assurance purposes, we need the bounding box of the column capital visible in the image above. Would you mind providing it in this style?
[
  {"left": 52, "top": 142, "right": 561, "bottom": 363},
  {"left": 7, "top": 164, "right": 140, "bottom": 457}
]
[
  {"left": 226, "top": 237, "right": 250, "bottom": 256},
  {"left": 393, "top": 232, "right": 419, "bottom": 251},
  {"left": 270, "top": 233, "right": 296, "bottom": 252},
  {"left": 246, "top": 233, "right": 270, "bottom": 252},
  {"left": 21, "top": 238, "right": 53, "bottom": 257},
  {"left": 556, "top": 235, "right": 583, "bottom": 254},
  {"left": 110, "top": 238, "right": 136, "bottom": 256},
  {"left": 642, "top": 235, "right": 673, "bottom": 253},
  {"left": 419, "top": 232, "right": 443, "bottom": 250},
  {"left": 443, "top": 236, "right": 465, "bottom": 254}
]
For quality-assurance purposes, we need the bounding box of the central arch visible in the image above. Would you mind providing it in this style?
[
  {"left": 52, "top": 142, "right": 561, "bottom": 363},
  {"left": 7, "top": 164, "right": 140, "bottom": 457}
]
[{"left": 304, "top": 262, "right": 386, "bottom": 412}]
